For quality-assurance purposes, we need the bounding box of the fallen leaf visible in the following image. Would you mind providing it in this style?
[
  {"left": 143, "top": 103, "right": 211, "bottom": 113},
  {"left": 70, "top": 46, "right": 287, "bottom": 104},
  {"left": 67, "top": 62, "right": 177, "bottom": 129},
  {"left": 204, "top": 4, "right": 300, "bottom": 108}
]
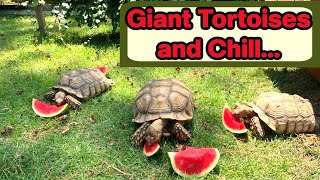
[
  {"left": 222, "top": 143, "right": 229, "bottom": 147},
  {"left": 61, "top": 127, "right": 70, "bottom": 135},
  {"left": 108, "top": 139, "right": 115, "bottom": 146},
  {"left": 57, "top": 114, "right": 68, "bottom": 121},
  {"left": 0, "top": 125, "right": 14, "bottom": 136},
  {"left": 2, "top": 107, "right": 9, "bottom": 113},
  {"left": 87, "top": 170, "right": 94, "bottom": 177},
  {"left": 201, "top": 121, "right": 213, "bottom": 131},
  {"left": 69, "top": 121, "right": 78, "bottom": 126},
  {"left": 43, "top": 52, "right": 51, "bottom": 59},
  {"left": 218, "top": 176, "right": 227, "bottom": 180},
  {"left": 108, "top": 165, "right": 133, "bottom": 177},
  {"left": 299, "top": 134, "right": 319, "bottom": 146},
  {"left": 89, "top": 115, "right": 96, "bottom": 124},
  {"left": 33, "top": 128, "right": 41, "bottom": 136}
]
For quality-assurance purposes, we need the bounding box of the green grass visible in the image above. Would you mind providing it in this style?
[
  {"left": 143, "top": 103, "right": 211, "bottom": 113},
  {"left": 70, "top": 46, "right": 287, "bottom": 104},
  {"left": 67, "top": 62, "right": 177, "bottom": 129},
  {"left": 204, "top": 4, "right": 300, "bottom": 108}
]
[{"left": 0, "top": 14, "right": 320, "bottom": 180}]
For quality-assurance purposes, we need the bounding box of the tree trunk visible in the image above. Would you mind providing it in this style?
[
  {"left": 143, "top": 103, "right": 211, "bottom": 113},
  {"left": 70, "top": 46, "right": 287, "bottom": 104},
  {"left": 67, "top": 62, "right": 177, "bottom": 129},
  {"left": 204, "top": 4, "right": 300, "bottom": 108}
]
[{"left": 35, "top": 5, "right": 46, "bottom": 36}]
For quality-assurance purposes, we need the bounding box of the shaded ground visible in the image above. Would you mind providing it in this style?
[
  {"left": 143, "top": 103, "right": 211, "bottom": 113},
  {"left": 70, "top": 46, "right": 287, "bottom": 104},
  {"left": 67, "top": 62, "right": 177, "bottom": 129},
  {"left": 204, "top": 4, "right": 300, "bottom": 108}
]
[{"left": 264, "top": 68, "right": 320, "bottom": 115}]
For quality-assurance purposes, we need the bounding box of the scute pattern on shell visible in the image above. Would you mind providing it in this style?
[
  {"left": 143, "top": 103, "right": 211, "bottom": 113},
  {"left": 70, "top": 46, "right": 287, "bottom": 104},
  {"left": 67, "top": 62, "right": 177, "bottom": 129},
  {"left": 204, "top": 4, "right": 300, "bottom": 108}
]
[
  {"left": 252, "top": 92, "right": 317, "bottom": 134},
  {"left": 133, "top": 79, "right": 194, "bottom": 123},
  {"left": 53, "top": 68, "right": 111, "bottom": 100}
]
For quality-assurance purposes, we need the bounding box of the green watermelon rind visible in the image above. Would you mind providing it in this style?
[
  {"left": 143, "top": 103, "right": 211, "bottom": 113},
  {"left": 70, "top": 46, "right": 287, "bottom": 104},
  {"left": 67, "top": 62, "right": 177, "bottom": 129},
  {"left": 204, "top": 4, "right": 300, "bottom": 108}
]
[
  {"left": 222, "top": 104, "right": 248, "bottom": 134},
  {"left": 32, "top": 98, "right": 69, "bottom": 118},
  {"left": 143, "top": 143, "right": 160, "bottom": 157},
  {"left": 168, "top": 148, "right": 220, "bottom": 177}
]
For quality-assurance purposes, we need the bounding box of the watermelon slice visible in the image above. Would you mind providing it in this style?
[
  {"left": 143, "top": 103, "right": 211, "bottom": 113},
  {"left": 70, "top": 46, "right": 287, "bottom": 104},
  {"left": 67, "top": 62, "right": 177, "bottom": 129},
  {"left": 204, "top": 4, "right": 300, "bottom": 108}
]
[
  {"left": 143, "top": 143, "right": 160, "bottom": 157},
  {"left": 222, "top": 104, "right": 248, "bottom": 134},
  {"left": 168, "top": 147, "right": 220, "bottom": 177},
  {"left": 96, "top": 66, "right": 108, "bottom": 75},
  {"left": 32, "top": 98, "right": 69, "bottom": 118}
]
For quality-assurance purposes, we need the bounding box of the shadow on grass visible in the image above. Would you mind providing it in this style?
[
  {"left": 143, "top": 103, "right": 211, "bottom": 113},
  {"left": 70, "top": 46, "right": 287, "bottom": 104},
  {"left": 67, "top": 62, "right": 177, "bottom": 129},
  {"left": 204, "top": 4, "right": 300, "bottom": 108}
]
[
  {"left": 263, "top": 68, "right": 320, "bottom": 114},
  {"left": 0, "top": 136, "right": 68, "bottom": 179},
  {"left": 50, "top": 26, "right": 120, "bottom": 49},
  {"left": 234, "top": 133, "right": 249, "bottom": 143},
  {"left": 0, "top": 15, "right": 38, "bottom": 51},
  {"left": 68, "top": 32, "right": 120, "bottom": 49}
]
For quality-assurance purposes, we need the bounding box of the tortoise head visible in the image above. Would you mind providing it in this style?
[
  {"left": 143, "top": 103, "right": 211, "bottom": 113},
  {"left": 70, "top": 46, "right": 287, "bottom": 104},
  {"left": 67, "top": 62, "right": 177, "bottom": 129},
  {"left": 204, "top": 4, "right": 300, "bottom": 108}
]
[
  {"left": 106, "top": 78, "right": 115, "bottom": 88},
  {"left": 55, "top": 91, "right": 66, "bottom": 105},
  {"left": 232, "top": 102, "right": 255, "bottom": 119},
  {"left": 144, "top": 125, "right": 162, "bottom": 145}
]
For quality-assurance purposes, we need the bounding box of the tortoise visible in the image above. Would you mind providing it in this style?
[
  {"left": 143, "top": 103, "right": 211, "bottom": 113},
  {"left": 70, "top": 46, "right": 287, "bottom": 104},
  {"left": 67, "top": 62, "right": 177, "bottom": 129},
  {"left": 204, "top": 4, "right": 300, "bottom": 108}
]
[
  {"left": 45, "top": 67, "right": 115, "bottom": 109},
  {"left": 131, "top": 78, "right": 194, "bottom": 147},
  {"left": 232, "top": 91, "right": 319, "bottom": 137}
]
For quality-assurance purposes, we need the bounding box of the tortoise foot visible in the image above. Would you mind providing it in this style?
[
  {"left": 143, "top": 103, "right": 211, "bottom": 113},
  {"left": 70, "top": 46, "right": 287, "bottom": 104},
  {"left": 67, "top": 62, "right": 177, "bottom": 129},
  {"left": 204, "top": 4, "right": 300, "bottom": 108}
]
[
  {"left": 65, "top": 95, "right": 82, "bottom": 110},
  {"left": 250, "top": 116, "right": 266, "bottom": 138},
  {"left": 171, "top": 122, "right": 191, "bottom": 142},
  {"left": 131, "top": 122, "right": 151, "bottom": 148}
]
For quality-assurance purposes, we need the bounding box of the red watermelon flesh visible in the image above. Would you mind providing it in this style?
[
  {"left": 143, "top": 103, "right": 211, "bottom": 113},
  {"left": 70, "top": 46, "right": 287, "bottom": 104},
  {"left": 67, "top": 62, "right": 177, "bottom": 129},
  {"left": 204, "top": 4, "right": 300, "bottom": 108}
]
[
  {"left": 168, "top": 147, "right": 220, "bottom": 177},
  {"left": 96, "top": 66, "right": 108, "bottom": 75},
  {"left": 143, "top": 143, "right": 160, "bottom": 157},
  {"left": 32, "top": 98, "right": 69, "bottom": 118},
  {"left": 222, "top": 104, "right": 248, "bottom": 134}
]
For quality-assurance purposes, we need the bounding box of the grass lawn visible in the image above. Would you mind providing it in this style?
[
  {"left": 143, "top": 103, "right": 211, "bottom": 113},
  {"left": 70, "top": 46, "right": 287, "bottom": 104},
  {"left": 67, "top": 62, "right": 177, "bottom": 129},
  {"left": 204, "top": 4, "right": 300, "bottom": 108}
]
[{"left": 0, "top": 14, "right": 320, "bottom": 180}]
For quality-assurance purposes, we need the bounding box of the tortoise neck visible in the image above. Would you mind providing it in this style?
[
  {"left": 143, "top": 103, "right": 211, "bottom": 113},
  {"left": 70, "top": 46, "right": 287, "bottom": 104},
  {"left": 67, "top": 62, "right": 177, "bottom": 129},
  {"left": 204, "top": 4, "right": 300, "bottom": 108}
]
[{"left": 150, "top": 119, "right": 168, "bottom": 130}]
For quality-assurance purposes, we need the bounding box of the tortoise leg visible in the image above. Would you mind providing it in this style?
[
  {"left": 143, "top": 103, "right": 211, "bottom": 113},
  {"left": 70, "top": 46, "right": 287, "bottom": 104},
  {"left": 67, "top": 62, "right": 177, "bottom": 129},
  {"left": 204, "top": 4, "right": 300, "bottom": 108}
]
[
  {"left": 44, "top": 90, "right": 56, "bottom": 100},
  {"left": 131, "top": 122, "right": 151, "bottom": 148},
  {"left": 250, "top": 116, "right": 266, "bottom": 138},
  {"left": 65, "top": 95, "right": 82, "bottom": 110},
  {"left": 170, "top": 121, "right": 191, "bottom": 142}
]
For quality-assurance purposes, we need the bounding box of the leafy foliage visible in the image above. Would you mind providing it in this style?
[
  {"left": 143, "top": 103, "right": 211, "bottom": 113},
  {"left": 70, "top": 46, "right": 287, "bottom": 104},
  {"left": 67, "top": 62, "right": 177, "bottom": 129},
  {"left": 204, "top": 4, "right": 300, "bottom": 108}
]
[
  {"left": 20, "top": 0, "right": 128, "bottom": 32},
  {"left": 52, "top": 0, "right": 129, "bottom": 32}
]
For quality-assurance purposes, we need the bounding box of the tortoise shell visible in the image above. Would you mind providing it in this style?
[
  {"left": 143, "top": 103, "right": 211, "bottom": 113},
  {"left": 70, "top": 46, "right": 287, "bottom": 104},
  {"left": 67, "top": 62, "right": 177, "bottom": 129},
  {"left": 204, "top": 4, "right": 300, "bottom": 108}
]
[
  {"left": 133, "top": 79, "right": 194, "bottom": 123},
  {"left": 252, "top": 92, "right": 318, "bottom": 134},
  {"left": 53, "top": 68, "right": 113, "bottom": 100}
]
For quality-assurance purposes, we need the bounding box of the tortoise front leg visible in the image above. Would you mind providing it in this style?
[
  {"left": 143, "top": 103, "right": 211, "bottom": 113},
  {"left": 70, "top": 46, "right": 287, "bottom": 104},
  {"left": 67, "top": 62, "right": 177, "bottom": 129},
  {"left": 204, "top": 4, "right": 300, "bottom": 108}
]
[
  {"left": 170, "top": 121, "right": 192, "bottom": 142},
  {"left": 250, "top": 116, "right": 266, "bottom": 138},
  {"left": 44, "top": 90, "right": 56, "bottom": 100},
  {"left": 65, "top": 95, "right": 82, "bottom": 110},
  {"left": 131, "top": 122, "right": 151, "bottom": 148}
]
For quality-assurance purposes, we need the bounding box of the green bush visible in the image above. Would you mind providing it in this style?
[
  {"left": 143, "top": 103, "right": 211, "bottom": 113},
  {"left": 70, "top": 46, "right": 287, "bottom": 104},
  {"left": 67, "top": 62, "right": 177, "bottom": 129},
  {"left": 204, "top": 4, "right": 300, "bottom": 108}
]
[{"left": 52, "top": 0, "right": 129, "bottom": 33}]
